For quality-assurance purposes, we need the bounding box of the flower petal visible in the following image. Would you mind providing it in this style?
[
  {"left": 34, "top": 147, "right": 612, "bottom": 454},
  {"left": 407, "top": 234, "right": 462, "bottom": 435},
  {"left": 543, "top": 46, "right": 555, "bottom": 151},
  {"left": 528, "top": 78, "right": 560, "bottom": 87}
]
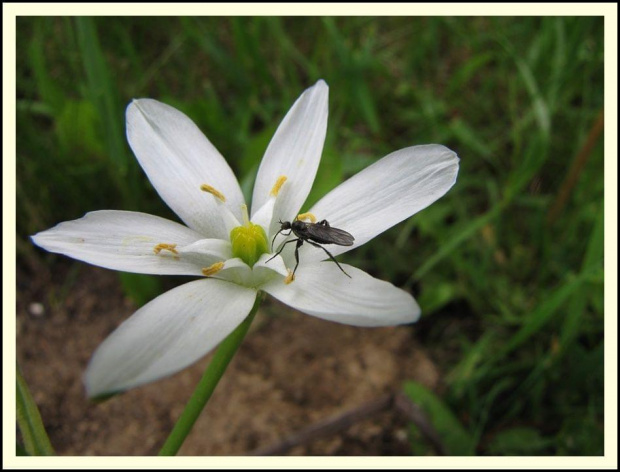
[
  {"left": 261, "top": 262, "right": 420, "bottom": 327},
  {"left": 176, "top": 239, "right": 233, "bottom": 270},
  {"left": 250, "top": 197, "right": 276, "bottom": 237},
  {"left": 213, "top": 254, "right": 288, "bottom": 287},
  {"left": 84, "top": 279, "right": 257, "bottom": 397},
  {"left": 253, "top": 252, "right": 289, "bottom": 280},
  {"left": 303, "top": 144, "right": 459, "bottom": 262},
  {"left": 31, "top": 210, "right": 216, "bottom": 275},
  {"left": 210, "top": 257, "right": 253, "bottom": 286},
  {"left": 251, "top": 80, "right": 328, "bottom": 235},
  {"left": 126, "top": 99, "right": 245, "bottom": 238}
]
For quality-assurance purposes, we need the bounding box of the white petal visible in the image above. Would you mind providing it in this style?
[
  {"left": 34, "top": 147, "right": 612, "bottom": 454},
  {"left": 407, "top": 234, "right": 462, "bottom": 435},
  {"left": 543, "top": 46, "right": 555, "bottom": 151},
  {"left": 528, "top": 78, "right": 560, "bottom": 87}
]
[
  {"left": 216, "top": 200, "right": 242, "bottom": 236},
  {"left": 31, "top": 210, "right": 213, "bottom": 275},
  {"left": 177, "top": 238, "right": 232, "bottom": 258},
  {"left": 250, "top": 197, "right": 276, "bottom": 236},
  {"left": 261, "top": 262, "right": 420, "bottom": 327},
  {"left": 212, "top": 254, "right": 288, "bottom": 287},
  {"left": 253, "top": 252, "right": 289, "bottom": 280},
  {"left": 251, "top": 80, "right": 328, "bottom": 235},
  {"left": 84, "top": 279, "right": 257, "bottom": 397},
  {"left": 303, "top": 144, "right": 459, "bottom": 262},
  {"left": 176, "top": 239, "right": 232, "bottom": 269},
  {"left": 211, "top": 257, "right": 253, "bottom": 286},
  {"left": 126, "top": 99, "right": 245, "bottom": 238}
]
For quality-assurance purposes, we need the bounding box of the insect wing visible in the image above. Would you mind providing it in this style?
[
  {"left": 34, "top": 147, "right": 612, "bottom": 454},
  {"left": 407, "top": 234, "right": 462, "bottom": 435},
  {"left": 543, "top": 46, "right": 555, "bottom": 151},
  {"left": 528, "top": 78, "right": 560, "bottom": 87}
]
[{"left": 305, "top": 223, "right": 355, "bottom": 246}]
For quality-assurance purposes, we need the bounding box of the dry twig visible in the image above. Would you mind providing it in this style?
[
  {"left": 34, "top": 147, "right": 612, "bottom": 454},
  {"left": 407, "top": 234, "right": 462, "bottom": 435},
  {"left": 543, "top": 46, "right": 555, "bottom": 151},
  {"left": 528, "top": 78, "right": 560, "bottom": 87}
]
[{"left": 248, "top": 392, "right": 445, "bottom": 456}]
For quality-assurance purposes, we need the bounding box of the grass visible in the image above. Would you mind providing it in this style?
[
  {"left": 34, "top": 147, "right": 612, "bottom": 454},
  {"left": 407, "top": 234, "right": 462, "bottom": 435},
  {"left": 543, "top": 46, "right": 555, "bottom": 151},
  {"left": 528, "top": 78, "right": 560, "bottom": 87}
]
[{"left": 16, "top": 16, "right": 604, "bottom": 455}]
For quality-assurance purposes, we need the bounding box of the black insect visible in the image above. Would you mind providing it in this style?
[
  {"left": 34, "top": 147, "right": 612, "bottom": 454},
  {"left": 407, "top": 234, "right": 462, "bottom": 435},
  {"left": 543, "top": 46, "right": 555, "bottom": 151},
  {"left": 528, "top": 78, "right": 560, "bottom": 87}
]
[{"left": 267, "top": 219, "right": 355, "bottom": 279}]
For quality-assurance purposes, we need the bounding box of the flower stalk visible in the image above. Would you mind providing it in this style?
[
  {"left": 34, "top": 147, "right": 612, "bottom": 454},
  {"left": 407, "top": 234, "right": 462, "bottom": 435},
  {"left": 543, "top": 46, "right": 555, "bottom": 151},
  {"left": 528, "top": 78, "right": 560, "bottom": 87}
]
[{"left": 159, "top": 292, "right": 265, "bottom": 456}]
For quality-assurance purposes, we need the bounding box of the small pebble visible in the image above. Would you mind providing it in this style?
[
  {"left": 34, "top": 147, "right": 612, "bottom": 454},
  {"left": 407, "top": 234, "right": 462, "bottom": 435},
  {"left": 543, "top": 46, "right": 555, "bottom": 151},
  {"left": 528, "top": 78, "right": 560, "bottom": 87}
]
[
  {"left": 395, "top": 428, "right": 408, "bottom": 442},
  {"left": 28, "top": 302, "right": 45, "bottom": 317}
]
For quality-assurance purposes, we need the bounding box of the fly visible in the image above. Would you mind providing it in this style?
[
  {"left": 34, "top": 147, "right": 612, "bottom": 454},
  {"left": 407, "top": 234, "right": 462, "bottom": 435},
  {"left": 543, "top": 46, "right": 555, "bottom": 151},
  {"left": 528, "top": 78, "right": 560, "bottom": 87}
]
[{"left": 266, "top": 219, "right": 355, "bottom": 279}]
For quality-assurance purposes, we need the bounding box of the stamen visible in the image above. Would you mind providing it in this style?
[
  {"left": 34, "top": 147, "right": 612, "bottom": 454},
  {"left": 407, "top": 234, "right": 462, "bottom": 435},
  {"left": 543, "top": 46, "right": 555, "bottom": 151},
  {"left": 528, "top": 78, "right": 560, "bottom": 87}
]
[
  {"left": 202, "top": 261, "right": 225, "bottom": 277},
  {"left": 284, "top": 269, "right": 295, "bottom": 285},
  {"left": 270, "top": 175, "right": 288, "bottom": 197},
  {"left": 153, "top": 243, "right": 178, "bottom": 255},
  {"left": 240, "top": 204, "right": 250, "bottom": 226},
  {"left": 296, "top": 212, "right": 317, "bottom": 223},
  {"left": 200, "top": 184, "right": 226, "bottom": 203}
]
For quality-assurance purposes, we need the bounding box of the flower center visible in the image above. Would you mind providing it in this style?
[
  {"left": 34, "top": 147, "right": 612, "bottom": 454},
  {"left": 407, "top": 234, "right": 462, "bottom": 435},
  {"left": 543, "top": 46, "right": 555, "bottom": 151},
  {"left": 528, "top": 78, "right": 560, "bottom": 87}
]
[{"left": 230, "top": 204, "right": 268, "bottom": 267}]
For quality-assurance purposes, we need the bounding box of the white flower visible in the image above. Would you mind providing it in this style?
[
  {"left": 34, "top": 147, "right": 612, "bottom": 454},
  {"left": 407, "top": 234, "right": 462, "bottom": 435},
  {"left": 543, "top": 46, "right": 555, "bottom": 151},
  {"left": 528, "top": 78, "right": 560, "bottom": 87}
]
[{"left": 31, "top": 80, "right": 459, "bottom": 398}]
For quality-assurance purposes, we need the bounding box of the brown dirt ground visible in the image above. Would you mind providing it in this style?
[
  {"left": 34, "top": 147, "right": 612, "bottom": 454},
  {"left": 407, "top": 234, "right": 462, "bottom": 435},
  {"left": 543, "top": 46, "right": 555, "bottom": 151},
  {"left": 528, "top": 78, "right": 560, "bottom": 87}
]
[{"left": 16, "top": 259, "right": 441, "bottom": 456}]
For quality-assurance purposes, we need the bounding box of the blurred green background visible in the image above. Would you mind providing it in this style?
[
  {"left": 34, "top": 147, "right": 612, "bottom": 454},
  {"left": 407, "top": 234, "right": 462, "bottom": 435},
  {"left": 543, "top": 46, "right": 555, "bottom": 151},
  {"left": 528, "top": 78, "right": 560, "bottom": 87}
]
[{"left": 16, "top": 17, "right": 604, "bottom": 455}]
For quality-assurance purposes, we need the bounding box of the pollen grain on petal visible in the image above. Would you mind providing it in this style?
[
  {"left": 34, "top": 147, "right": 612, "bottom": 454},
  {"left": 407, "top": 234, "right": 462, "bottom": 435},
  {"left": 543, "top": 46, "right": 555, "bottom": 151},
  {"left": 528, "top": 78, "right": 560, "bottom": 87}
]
[
  {"left": 153, "top": 243, "right": 178, "bottom": 255},
  {"left": 202, "top": 261, "right": 225, "bottom": 277},
  {"left": 270, "top": 175, "right": 288, "bottom": 197},
  {"left": 284, "top": 269, "right": 295, "bottom": 285},
  {"left": 296, "top": 212, "right": 317, "bottom": 223},
  {"left": 200, "top": 184, "right": 226, "bottom": 203}
]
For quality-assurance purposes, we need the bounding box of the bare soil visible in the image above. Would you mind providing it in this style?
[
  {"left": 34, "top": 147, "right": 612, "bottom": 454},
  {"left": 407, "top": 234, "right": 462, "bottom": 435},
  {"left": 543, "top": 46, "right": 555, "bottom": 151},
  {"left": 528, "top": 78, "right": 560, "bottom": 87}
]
[{"left": 16, "top": 260, "right": 440, "bottom": 456}]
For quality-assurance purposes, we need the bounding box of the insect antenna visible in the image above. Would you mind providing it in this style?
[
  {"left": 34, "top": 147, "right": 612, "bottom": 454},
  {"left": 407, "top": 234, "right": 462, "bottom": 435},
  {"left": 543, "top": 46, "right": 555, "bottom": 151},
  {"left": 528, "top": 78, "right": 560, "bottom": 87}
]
[{"left": 271, "top": 229, "right": 282, "bottom": 251}]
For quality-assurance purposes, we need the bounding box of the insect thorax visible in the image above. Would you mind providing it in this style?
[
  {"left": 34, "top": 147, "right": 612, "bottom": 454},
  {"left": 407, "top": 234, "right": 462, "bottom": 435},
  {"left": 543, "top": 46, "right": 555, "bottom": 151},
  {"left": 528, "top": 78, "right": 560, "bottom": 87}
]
[{"left": 292, "top": 220, "right": 307, "bottom": 232}]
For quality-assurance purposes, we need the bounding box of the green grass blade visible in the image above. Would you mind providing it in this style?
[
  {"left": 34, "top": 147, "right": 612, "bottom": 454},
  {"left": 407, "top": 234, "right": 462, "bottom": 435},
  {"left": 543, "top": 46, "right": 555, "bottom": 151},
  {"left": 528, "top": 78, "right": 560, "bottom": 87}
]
[
  {"left": 74, "top": 18, "right": 131, "bottom": 185},
  {"left": 413, "top": 202, "right": 505, "bottom": 281},
  {"left": 16, "top": 365, "right": 55, "bottom": 456},
  {"left": 28, "top": 18, "right": 65, "bottom": 114},
  {"left": 486, "top": 427, "right": 553, "bottom": 455},
  {"left": 559, "top": 206, "right": 604, "bottom": 352},
  {"left": 499, "top": 269, "right": 594, "bottom": 359},
  {"left": 403, "top": 381, "right": 476, "bottom": 455},
  {"left": 498, "top": 35, "right": 551, "bottom": 138}
]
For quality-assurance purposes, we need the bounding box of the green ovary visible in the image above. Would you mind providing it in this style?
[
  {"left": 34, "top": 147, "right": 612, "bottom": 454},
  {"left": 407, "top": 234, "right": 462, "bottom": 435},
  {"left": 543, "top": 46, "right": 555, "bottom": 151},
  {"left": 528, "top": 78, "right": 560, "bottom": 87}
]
[{"left": 230, "top": 223, "right": 269, "bottom": 267}]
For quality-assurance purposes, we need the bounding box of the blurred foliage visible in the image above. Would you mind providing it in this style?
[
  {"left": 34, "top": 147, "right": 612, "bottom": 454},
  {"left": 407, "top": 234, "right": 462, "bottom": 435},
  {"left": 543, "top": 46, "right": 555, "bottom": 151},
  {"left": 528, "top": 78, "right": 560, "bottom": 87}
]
[{"left": 16, "top": 17, "right": 604, "bottom": 455}]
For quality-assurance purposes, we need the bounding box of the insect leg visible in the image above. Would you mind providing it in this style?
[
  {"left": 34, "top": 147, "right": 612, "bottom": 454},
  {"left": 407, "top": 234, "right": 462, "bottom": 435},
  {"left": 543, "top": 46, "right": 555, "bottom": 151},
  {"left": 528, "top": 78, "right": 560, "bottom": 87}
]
[
  {"left": 266, "top": 238, "right": 300, "bottom": 263},
  {"left": 317, "top": 219, "right": 330, "bottom": 227},
  {"left": 306, "top": 241, "right": 352, "bottom": 278},
  {"left": 291, "top": 239, "right": 305, "bottom": 277}
]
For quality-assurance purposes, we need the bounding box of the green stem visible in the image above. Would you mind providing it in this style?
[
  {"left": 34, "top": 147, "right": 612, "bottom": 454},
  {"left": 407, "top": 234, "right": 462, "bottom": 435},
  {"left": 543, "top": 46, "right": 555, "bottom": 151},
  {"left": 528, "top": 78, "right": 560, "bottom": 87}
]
[
  {"left": 159, "top": 291, "right": 264, "bottom": 456},
  {"left": 16, "top": 363, "right": 55, "bottom": 455}
]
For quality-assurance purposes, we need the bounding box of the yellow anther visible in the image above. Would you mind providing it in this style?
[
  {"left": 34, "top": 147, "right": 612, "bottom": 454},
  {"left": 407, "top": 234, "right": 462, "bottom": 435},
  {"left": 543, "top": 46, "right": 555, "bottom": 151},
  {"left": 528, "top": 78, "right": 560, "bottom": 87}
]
[
  {"left": 296, "top": 212, "right": 317, "bottom": 223},
  {"left": 200, "top": 184, "right": 226, "bottom": 203},
  {"left": 202, "top": 261, "right": 225, "bottom": 277},
  {"left": 270, "top": 175, "right": 288, "bottom": 197},
  {"left": 153, "top": 243, "right": 178, "bottom": 255},
  {"left": 284, "top": 269, "right": 295, "bottom": 285}
]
